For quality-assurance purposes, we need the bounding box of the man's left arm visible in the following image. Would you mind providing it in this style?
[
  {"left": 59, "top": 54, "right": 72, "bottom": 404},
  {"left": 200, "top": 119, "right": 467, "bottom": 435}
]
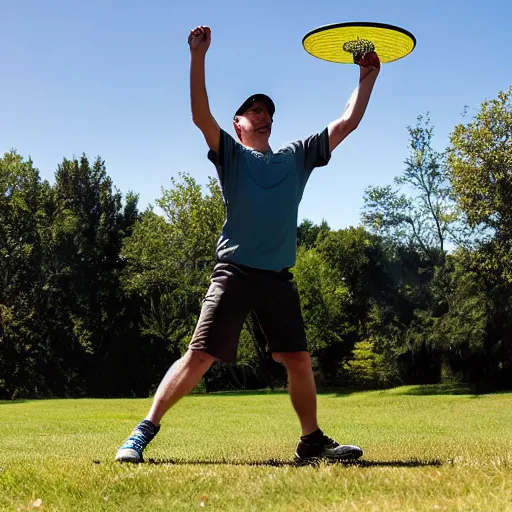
[{"left": 328, "top": 52, "right": 380, "bottom": 153}]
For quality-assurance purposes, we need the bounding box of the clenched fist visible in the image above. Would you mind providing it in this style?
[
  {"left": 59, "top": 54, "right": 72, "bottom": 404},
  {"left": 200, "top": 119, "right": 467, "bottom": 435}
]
[
  {"left": 357, "top": 51, "right": 380, "bottom": 69},
  {"left": 188, "top": 26, "right": 211, "bottom": 55}
]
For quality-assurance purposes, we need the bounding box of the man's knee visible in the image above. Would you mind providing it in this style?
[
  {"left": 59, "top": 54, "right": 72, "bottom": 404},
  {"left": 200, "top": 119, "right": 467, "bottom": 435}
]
[
  {"left": 185, "top": 349, "right": 216, "bottom": 371},
  {"left": 272, "top": 351, "right": 311, "bottom": 368},
  {"left": 272, "top": 352, "right": 283, "bottom": 363}
]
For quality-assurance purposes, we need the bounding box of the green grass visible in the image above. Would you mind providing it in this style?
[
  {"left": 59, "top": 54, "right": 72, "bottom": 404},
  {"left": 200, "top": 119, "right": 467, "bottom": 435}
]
[{"left": 1, "top": 385, "right": 512, "bottom": 511}]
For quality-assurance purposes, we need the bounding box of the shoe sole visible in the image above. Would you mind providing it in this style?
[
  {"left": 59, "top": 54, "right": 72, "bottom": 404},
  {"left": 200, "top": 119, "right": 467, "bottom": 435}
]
[
  {"left": 115, "top": 448, "right": 144, "bottom": 463},
  {"left": 294, "top": 451, "right": 363, "bottom": 464}
]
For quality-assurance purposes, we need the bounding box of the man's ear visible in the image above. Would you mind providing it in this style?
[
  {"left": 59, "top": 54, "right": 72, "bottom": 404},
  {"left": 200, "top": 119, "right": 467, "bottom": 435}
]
[{"left": 233, "top": 117, "right": 243, "bottom": 142}]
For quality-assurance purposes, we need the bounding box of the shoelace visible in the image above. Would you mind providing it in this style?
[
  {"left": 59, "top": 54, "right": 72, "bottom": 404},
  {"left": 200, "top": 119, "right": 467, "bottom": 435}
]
[
  {"left": 122, "top": 430, "right": 149, "bottom": 453},
  {"left": 321, "top": 435, "right": 339, "bottom": 448},
  {"left": 122, "top": 423, "right": 157, "bottom": 453}
]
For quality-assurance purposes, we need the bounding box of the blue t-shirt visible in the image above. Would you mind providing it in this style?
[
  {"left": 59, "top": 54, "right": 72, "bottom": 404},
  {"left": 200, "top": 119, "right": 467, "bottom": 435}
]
[{"left": 208, "top": 128, "right": 331, "bottom": 271}]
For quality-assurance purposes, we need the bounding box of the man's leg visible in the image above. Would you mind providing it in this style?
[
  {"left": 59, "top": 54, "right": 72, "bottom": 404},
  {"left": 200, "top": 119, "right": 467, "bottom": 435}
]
[
  {"left": 252, "top": 271, "right": 319, "bottom": 437},
  {"left": 146, "top": 349, "right": 216, "bottom": 425},
  {"left": 254, "top": 269, "right": 363, "bottom": 461},
  {"left": 116, "top": 262, "right": 251, "bottom": 463},
  {"left": 272, "top": 351, "right": 318, "bottom": 436},
  {"left": 115, "top": 349, "right": 215, "bottom": 463},
  {"left": 274, "top": 350, "right": 363, "bottom": 462}
]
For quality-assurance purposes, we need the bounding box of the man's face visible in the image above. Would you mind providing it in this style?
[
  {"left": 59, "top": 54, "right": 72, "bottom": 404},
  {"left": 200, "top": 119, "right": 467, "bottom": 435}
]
[{"left": 234, "top": 101, "right": 272, "bottom": 142}]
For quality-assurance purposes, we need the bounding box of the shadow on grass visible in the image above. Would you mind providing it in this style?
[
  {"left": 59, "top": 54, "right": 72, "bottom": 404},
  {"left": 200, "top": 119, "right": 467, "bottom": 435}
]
[
  {"left": 196, "top": 389, "right": 357, "bottom": 398},
  {"left": 390, "top": 384, "right": 512, "bottom": 396},
  {"left": 393, "top": 384, "right": 474, "bottom": 396},
  {"left": 192, "top": 389, "right": 290, "bottom": 397},
  {"left": 138, "top": 458, "right": 443, "bottom": 468},
  {"left": 328, "top": 384, "right": 485, "bottom": 398},
  {"left": 185, "top": 384, "right": 512, "bottom": 399}
]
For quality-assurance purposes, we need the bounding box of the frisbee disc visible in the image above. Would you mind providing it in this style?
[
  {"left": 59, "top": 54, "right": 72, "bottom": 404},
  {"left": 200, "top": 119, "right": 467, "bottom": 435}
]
[{"left": 303, "top": 22, "right": 416, "bottom": 64}]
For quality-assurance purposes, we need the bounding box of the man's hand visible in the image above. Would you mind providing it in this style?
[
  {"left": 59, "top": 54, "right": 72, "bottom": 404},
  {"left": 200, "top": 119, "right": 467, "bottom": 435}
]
[
  {"left": 188, "top": 26, "right": 211, "bottom": 55},
  {"left": 358, "top": 51, "right": 380, "bottom": 79},
  {"left": 328, "top": 51, "right": 380, "bottom": 152},
  {"left": 189, "top": 24, "right": 220, "bottom": 154}
]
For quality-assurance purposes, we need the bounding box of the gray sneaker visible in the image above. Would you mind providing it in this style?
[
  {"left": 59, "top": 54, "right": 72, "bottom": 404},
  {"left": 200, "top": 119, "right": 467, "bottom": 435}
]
[
  {"left": 295, "top": 433, "right": 363, "bottom": 462},
  {"left": 115, "top": 420, "right": 160, "bottom": 463}
]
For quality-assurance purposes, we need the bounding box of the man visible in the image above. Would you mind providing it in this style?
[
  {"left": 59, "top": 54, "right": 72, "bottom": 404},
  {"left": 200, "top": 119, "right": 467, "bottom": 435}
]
[{"left": 116, "top": 25, "right": 380, "bottom": 464}]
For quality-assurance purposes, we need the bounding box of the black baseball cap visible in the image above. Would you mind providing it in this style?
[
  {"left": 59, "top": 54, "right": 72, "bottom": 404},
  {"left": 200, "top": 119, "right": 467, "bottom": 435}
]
[{"left": 235, "top": 93, "right": 275, "bottom": 118}]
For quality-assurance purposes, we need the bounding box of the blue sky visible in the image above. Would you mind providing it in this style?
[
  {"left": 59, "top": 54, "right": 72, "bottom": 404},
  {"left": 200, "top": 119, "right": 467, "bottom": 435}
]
[{"left": 1, "top": 0, "right": 510, "bottom": 230}]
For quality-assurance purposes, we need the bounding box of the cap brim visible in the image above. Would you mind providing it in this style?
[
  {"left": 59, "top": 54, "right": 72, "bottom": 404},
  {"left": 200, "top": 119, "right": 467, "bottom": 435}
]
[{"left": 235, "top": 94, "right": 275, "bottom": 117}]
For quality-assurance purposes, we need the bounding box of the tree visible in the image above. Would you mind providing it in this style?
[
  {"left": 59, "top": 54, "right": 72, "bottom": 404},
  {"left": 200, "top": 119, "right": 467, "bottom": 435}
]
[
  {"left": 297, "top": 219, "right": 330, "bottom": 249},
  {"left": 341, "top": 339, "right": 395, "bottom": 389},
  {"left": 448, "top": 86, "right": 512, "bottom": 283},
  {"left": 316, "top": 226, "right": 388, "bottom": 337},
  {"left": 40, "top": 155, "right": 139, "bottom": 397},
  {"left": 447, "top": 86, "right": 512, "bottom": 389},
  {"left": 363, "top": 114, "right": 462, "bottom": 260},
  {"left": 361, "top": 115, "right": 470, "bottom": 385},
  {"left": 361, "top": 243, "right": 448, "bottom": 386},
  {"left": 294, "top": 227, "right": 388, "bottom": 385},
  {"left": 122, "top": 172, "right": 267, "bottom": 392},
  {"left": 0, "top": 151, "right": 51, "bottom": 398},
  {"left": 122, "top": 173, "right": 224, "bottom": 352},
  {"left": 293, "top": 246, "right": 352, "bottom": 384}
]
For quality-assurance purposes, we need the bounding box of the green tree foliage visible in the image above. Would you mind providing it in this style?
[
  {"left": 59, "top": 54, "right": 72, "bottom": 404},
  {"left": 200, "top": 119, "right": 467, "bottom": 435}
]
[
  {"left": 316, "top": 227, "right": 388, "bottom": 336},
  {"left": 448, "top": 86, "right": 512, "bottom": 283},
  {"left": 363, "top": 245, "right": 445, "bottom": 385},
  {"left": 3, "top": 86, "right": 512, "bottom": 397},
  {"left": 360, "top": 115, "right": 471, "bottom": 384},
  {"left": 341, "top": 339, "right": 394, "bottom": 389},
  {"left": 432, "top": 256, "right": 488, "bottom": 382},
  {"left": 446, "top": 86, "right": 512, "bottom": 388},
  {"left": 294, "top": 246, "right": 351, "bottom": 385},
  {"left": 121, "top": 173, "right": 225, "bottom": 386},
  {"left": 0, "top": 151, "right": 52, "bottom": 398},
  {"left": 121, "top": 173, "right": 267, "bottom": 391},
  {"left": 297, "top": 218, "right": 330, "bottom": 249},
  {"left": 0, "top": 152, "right": 139, "bottom": 398},
  {"left": 294, "top": 248, "right": 350, "bottom": 350},
  {"left": 294, "top": 227, "right": 389, "bottom": 385},
  {"left": 46, "top": 156, "right": 140, "bottom": 396},
  {"left": 363, "top": 114, "right": 462, "bottom": 259}
]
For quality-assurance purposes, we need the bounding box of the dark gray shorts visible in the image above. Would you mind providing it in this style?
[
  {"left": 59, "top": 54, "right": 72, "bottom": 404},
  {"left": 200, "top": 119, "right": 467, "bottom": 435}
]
[{"left": 189, "top": 261, "right": 307, "bottom": 363}]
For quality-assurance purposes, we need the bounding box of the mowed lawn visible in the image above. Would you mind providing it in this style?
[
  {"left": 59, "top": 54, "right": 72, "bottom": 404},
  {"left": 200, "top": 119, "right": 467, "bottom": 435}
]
[{"left": 1, "top": 386, "right": 512, "bottom": 511}]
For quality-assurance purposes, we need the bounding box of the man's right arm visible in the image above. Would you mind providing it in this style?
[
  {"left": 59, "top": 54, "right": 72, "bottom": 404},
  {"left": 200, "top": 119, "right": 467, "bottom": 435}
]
[{"left": 189, "top": 26, "right": 220, "bottom": 154}]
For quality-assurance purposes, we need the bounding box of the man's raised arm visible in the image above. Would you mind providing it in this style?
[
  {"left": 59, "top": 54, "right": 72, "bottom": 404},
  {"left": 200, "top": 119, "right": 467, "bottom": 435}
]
[
  {"left": 327, "top": 52, "right": 380, "bottom": 153},
  {"left": 189, "top": 25, "right": 220, "bottom": 154}
]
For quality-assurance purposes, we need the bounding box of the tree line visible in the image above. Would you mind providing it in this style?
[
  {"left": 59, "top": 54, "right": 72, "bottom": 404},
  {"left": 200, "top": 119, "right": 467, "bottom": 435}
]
[{"left": 1, "top": 86, "right": 511, "bottom": 399}]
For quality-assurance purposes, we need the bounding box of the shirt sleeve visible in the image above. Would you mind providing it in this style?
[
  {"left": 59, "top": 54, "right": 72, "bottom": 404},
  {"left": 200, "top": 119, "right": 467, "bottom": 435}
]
[
  {"left": 303, "top": 127, "right": 331, "bottom": 173},
  {"left": 207, "top": 129, "right": 240, "bottom": 188}
]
